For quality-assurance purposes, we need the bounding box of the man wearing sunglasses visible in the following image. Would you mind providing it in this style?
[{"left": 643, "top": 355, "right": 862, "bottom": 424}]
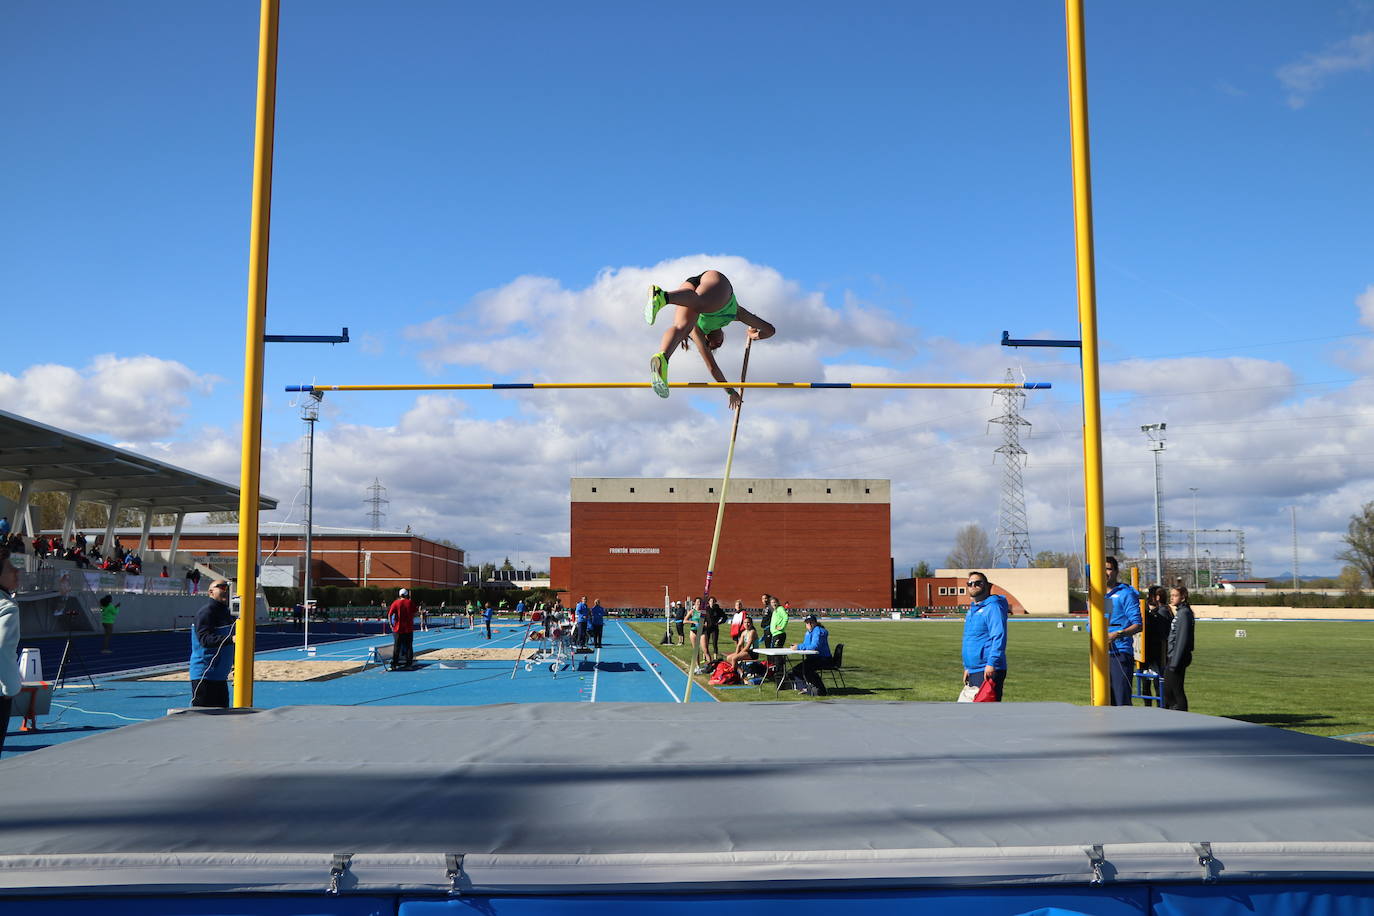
[{"left": 962, "top": 572, "right": 1009, "bottom": 700}]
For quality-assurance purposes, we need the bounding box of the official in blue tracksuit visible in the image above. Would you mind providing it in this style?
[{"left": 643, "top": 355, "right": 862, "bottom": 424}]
[
  {"left": 962, "top": 572, "right": 1010, "bottom": 700},
  {"left": 1104, "top": 556, "right": 1142, "bottom": 705},
  {"left": 787, "top": 615, "right": 832, "bottom": 696},
  {"left": 482, "top": 602, "right": 494, "bottom": 639},
  {"left": 574, "top": 597, "right": 590, "bottom": 648},
  {"left": 590, "top": 599, "right": 606, "bottom": 648},
  {"left": 189, "top": 579, "right": 235, "bottom": 707}
]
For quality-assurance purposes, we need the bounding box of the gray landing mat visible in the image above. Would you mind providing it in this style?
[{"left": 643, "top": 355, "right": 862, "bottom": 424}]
[{"left": 1, "top": 701, "right": 1372, "bottom": 895}]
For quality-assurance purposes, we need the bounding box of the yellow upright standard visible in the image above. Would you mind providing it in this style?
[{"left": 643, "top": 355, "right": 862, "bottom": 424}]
[
  {"left": 1065, "top": 0, "right": 1110, "bottom": 704},
  {"left": 234, "top": 0, "right": 281, "bottom": 708}
]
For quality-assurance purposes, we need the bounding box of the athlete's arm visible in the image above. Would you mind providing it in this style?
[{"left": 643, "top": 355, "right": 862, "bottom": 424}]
[
  {"left": 735, "top": 306, "right": 775, "bottom": 341},
  {"left": 690, "top": 327, "right": 742, "bottom": 409}
]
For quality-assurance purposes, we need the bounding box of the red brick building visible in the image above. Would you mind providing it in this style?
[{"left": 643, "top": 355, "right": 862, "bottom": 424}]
[
  {"left": 551, "top": 478, "right": 891, "bottom": 608},
  {"left": 125, "top": 523, "right": 465, "bottom": 589}
]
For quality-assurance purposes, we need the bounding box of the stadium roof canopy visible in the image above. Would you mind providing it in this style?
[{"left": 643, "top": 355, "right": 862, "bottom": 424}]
[{"left": 0, "top": 408, "right": 276, "bottom": 515}]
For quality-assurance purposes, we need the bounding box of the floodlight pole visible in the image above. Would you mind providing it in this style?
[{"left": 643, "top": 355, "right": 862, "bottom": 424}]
[
  {"left": 1190, "top": 487, "right": 1199, "bottom": 589},
  {"left": 1141, "top": 424, "right": 1167, "bottom": 584},
  {"left": 301, "top": 390, "right": 322, "bottom": 650}
]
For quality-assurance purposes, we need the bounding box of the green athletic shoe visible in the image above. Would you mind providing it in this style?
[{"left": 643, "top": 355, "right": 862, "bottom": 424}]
[
  {"left": 650, "top": 352, "right": 670, "bottom": 398},
  {"left": 645, "top": 285, "right": 668, "bottom": 325}
]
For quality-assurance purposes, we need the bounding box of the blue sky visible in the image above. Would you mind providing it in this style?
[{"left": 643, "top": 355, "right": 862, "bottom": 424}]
[{"left": 4, "top": 1, "right": 1374, "bottom": 579}]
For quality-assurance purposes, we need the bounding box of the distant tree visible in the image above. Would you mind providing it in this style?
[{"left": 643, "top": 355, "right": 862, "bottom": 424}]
[
  {"left": 1337, "top": 502, "right": 1374, "bottom": 591},
  {"left": 500, "top": 557, "right": 515, "bottom": 571},
  {"left": 913, "top": 561, "right": 933, "bottom": 578},
  {"left": 1338, "top": 565, "right": 1365, "bottom": 596},
  {"left": 1034, "top": 550, "right": 1085, "bottom": 587},
  {"left": 9, "top": 490, "right": 176, "bottom": 534},
  {"left": 479, "top": 561, "right": 497, "bottom": 581},
  {"left": 206, "top": 511, "right": 239, "bottom": 524},
  {"left": 946, "top": 524, "right": 994, "bottom": 570}
]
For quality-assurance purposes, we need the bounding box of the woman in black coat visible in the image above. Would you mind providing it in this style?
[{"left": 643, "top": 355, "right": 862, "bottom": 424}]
[{"left": 1164, "top": 586, "right": 1196, "bottom": 711}]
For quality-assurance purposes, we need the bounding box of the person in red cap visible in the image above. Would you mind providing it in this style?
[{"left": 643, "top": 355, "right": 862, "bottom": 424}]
[{"left": 387, "top": 588, "right": 416, "bottom": 670}]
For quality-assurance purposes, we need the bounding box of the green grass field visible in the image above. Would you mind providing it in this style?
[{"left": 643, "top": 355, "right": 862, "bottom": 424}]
[{"left": 629, "top": 619, "right": 1374, "bottom": 744}]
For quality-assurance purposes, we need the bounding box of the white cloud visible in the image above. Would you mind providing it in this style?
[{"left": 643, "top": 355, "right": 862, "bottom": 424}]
[
  {"left": 1101, "top": 356, "right": 1297, "bottom": 416},
  {"left": 1357, "top": 285, "right": 1374, "bottom": 329},
  {"left": 0, "top": 355, "right": 217, "bottom": 440},
  {"left": 404, "top": 256, "right": 909, "bottom": 385},
  {"left": 1276, "top": 31, "right": 1374, "bottom": 108}
]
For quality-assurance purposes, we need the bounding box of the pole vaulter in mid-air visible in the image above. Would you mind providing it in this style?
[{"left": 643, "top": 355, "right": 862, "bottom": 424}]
[{"left": 284, "top": 270, "right": 1050, "bottom": 702}]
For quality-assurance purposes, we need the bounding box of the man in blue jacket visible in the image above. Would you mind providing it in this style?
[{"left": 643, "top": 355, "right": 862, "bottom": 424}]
[
  {"left": 190, "top": 579, "right": 235, "bottom": 707},
  {"left": 962, "top": 572, "right": 1009, "bottom": 700},
  {"left": 573, "top": 596, "right": 590, "bottom": 648},
  {"left": 1104, "top": 556, "right": 1142, "bottom": 705},
  {"left": 787, "top": 614, "right": 832, "bottom": 696}
]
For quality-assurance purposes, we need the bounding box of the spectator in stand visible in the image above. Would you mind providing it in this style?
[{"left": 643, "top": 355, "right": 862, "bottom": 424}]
[
  {"left": 189, "top": 580, "right": 235, "bottom": 708},
  {"left": 482, "top": 601, "right": 494, "bottom": 639},
  {"left": 188, "top": 567, "right": 202, "bottom": 595},
  {"left": 98, "top": 593, "right": 120, "bottom": 653},
  {"left": 160, "top": 565, "right": 169, "bottom": 578},
  {"left": 0, "top": 545, "right": 24, "bottom": 757},
  {"left": 765, "top": 594, "right": 788, "bottom": 649},
  {"left": 1164, "top": 586, "right": 1196, "bottom": 711},
  {"left": 1103, "top": 557, "right": 1142, "bottom": 705},
  {"left": 75, "top": 532, "right": 86, "bottom": 552},
  {"left": 962, "top": 572, "right": 1010, "bottom": 701},
  {"left": 32, "top": 536, "right": 48, "bottom": 558},
  {"left": 387, "top": 588, "right": 416, "bottom": 670},
  {"left": 590, "top": 598, "right": 606, "bottom": 648},
  {"left": 0, "top": 517, "right": 8, "bottom": 538},
  {"left": 787, "top": 615, "right": 831, "bottom": 696}
]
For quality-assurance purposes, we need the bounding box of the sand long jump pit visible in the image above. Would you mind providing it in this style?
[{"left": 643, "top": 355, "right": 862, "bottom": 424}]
[
  {"left": 418, "top": 647, "right": 536, "bottom": 661},
  {"left": 137, "top": 660, "right": 366, "bottom": 682}
]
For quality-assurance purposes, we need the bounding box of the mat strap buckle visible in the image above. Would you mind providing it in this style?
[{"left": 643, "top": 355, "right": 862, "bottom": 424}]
[
  {"left": 1084, "top": 844, "right": 1106, "bottom": 885},
  {"left": 446, "top": 853, "right": 466, "bottom": 896},
  {"left": 1192, "top": 842, "right": 1217, "bottom": 883},
  {"left": 328, "top": 853, "right": 353, "bottom": 895}
]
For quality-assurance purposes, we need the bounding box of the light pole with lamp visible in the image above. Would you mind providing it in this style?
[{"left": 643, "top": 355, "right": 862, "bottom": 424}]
[{"left": 1190, "top": 487, "right": 1199, "bottom": 589}]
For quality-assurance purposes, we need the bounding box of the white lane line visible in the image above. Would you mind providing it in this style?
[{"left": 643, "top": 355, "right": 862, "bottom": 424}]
[
  {"left": 52, "top": 704, "right": 150, "bottom": 722},
  {"left": 590, "top": 645, "right": 601, "bottom": 702},
  {"left": 617, "top": 621, "right": 681, "bottom": 703}
]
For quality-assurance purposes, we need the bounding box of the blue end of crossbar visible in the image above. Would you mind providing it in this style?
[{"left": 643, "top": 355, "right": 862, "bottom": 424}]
[
  {"left": 285, "top": 385, "right": 312, "bottom": 392},
  {"left": 492, "top": 383, "right": 535, "bottom": 389},
  {"left": 1023, "top": 382, "right": 1052, "bottom": 389},
  {"left": 809, "top": 383, "right": 851, "bottom": 388}
]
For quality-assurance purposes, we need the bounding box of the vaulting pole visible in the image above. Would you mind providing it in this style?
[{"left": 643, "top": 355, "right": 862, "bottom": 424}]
[
  {"left": 234, "top": 0, "right": 280, "bottom": 708},
  {"left": 1065, "top": 0, "right": 1109, "bottom": 705},
  {"left": 684, "top": 338, "right": 753, "bottom": 702}
]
